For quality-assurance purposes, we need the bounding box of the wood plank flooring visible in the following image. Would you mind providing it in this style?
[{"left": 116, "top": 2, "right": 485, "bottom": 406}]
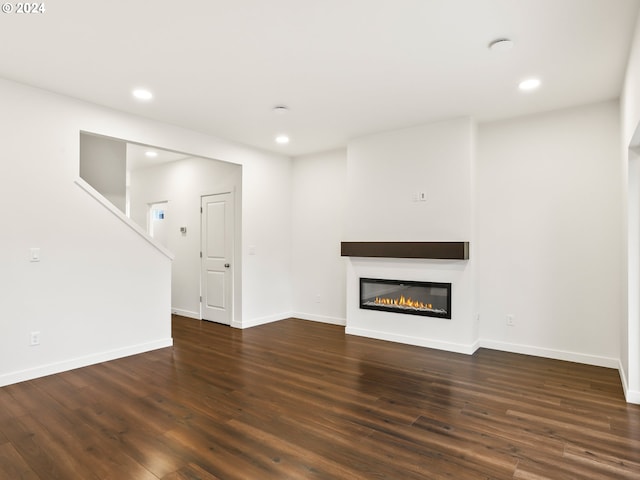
[{"left": 1, "top": 315, "right": 639, "bottom": 479}]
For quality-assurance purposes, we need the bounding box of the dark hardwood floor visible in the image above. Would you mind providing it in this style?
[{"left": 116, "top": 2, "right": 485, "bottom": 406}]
[{"left": 1, "top": 315, "right": 639, "bottom": 479}]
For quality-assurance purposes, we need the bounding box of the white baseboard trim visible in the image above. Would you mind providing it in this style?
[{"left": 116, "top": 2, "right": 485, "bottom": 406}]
[
  {"left": 479, "top": 339, "right": 619, "bottom": 369},
  {"left": 0, "top": 338, "right": 173, "bottom": 388},
  {"left": 172, "top": 308, "right": 200, "bottom": 320},
  {"left": 625, "top": 389, "right": 640, "bottom": 404},
  {"left": 469, "top": 339, "right": 481, "bottom": 354},
  {"left": 235, "top": 312, "right": 293, "bottom": 329},
  {"left": 291, "top": 312, "right": 346, "bottom": 326},
  {"left": 345, "top": 326, "right": 478, "bottom": 355},
  {"left": 618, "top": 360, "right": 640, "bottom": 404}
]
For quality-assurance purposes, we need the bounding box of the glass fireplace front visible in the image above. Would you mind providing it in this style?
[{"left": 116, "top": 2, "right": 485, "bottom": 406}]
[{"left": 359, "top": 278, "right": 451, "bottom": 319}]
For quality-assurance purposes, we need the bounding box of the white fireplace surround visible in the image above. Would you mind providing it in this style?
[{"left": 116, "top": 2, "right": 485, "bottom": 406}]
[{"left": 346, "top": 256, "right": 477, "bottom": 354}]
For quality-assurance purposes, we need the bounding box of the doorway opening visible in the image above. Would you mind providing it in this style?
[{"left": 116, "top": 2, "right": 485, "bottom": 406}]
[{"left": 148, "top": 201, "right": 169, "bottom": 248}]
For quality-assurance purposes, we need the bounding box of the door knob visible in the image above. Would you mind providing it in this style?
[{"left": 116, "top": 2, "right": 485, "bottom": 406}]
[{"left": 224, "top": 263, "right": 230, "bottom": 268}]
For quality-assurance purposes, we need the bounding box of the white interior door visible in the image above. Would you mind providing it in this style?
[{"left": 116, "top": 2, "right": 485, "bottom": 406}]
[{"left": 201, "top": 192, "right": 233, "bottom": 325}]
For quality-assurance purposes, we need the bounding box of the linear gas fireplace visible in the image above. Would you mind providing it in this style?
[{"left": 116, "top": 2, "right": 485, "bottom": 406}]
[{"left": 360, "top": 278, "right": 451, "bottom": 319}]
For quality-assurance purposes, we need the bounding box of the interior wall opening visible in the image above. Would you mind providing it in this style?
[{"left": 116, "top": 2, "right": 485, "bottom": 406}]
[{"left": 79, "top": 131, "right": 243, "bottom": 325}]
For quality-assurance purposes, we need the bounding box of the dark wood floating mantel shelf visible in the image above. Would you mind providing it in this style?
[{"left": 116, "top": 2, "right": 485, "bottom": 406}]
[{"left": 341, "top": 241, "right": 469, "bottom": 260}]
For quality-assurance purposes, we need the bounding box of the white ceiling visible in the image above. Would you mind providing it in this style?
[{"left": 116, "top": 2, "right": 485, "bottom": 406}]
[
  {"left": 126, "top": 143, "right": 190, "bottom": 172},
  {"left": 1, "top": 0, "right": 638, "bottom": 156}
]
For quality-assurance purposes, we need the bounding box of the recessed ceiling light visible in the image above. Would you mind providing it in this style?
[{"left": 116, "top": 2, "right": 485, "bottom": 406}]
[
  {"left": 145, "top": 151, "right": 158, "bottom": 158},
  {"left": 273, "top": 105, "right": 289, "bottom": 114},
  {"left": 132, "top": 89, "right": 153, "bottom": 100},
  {"left": 275, "top": 135, "right": 290, "bottom": 144},
  {"left": 519, "top": 78, "right": 541, "bottom": 91},
  {"left": 488, "top": 38, "right": 514, "bottom": 51}
]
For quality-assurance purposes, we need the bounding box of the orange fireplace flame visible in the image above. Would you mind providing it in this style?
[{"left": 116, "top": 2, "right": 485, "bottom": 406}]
[{"left": 374, "top": 295, "right": 432, "bottom": 310}]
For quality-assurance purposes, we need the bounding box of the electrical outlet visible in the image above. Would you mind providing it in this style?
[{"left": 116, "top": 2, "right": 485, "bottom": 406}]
[
  {"left": 506, "top": 314, "right": 515, "bottom": 327},
  {"left": 30, "top": 331, "right": 40, "bottom": 346},
  {"left": 315, "top": 294, "right": 321, "bottom": 303}
]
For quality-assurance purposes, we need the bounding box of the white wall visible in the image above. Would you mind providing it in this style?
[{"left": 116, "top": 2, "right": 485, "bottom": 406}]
[
  {"left": 346, "top": 118, "right": 473, "bottom": 242},
  {"left": 623, "top": 13, "right": 640, "bottom": 148},
  {"left": 621, "top": 10, "right": 640, "bottom": 402},
  {"left": 291, "top": 149, "right": 347, "bottom": 325},
  {"left": 129, "top": 157, "right": 242, "bottom": 321},
  {"left": 80, "top": 133, "right": 127, "bottom": 212},
  {"left": 0, "top": 77, "right": 293, "bottom": 386},
  {"left": 344, "top": 118, "right": 477, "bottom": 352},
  {"left": 626, "top": 148, "right": 639, "bottom": 396},
  {"left": 0, "top": 80, "right": 171, "bottom": 386},
  {"left": 477, "top": 101, "right": 622, "bottom": 368},
  {"left": 240, "top": 146, "right": 293, "bottom": 327}
]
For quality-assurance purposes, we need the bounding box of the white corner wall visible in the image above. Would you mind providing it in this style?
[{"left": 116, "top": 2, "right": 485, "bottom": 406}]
[
  {"left": 129, "top": 157, "right": 242, "bottom": 321},
  {"left": 0, "top": 77, "right": 293, "bottom": 386},
  {"left": 621, "top": 9, "right": 640, "bottom": 403},
  {"left": 477, "top": 101, "right": 622, "bottom": 368},
  {"left": 240, "top": 147, "right": 293, "bottom": 328},
  {"left": 291, "top": 149, "right": 347, "bottom": 325}
]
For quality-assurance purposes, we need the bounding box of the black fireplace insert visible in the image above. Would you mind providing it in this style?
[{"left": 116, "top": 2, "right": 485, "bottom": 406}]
[{"left": 359, "top": 278, "right": 451, "bottom": 319}]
